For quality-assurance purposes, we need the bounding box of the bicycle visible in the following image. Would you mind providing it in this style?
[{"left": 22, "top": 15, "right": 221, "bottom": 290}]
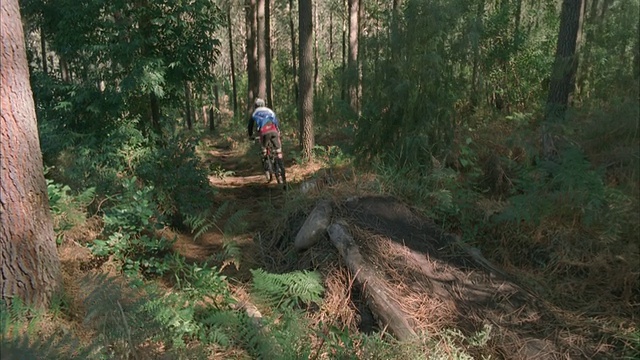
[{"left": 255, "top": 137, "right": 286, "bottom": 187}]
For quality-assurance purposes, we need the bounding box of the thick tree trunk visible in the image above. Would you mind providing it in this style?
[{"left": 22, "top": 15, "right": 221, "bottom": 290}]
[
  {"left": 327, "top": 222, "right": 418, "bottom": 341},
  {"left": 347, "top": 0, "right": 359, "bottom": 114},
  {"left": 245, "top": 0, "right": 258, "bottom": 120},
  {"left": 313, "top": 1, "right": 319, "bottom": 88},
  {"left": 341, "top": 0, "right": 347, "bottom": 101},
  {"left": 1, "top": 0, "right": 61, "bottom": 309},
  {"left": 257, "top": 0, "right": 267, "bottom": 100},
  {"left": 289, "top": 0, "right": 298, "bottom": 103},
  {"left": 542, "top": 0, "right": 583, "bottom": 158},
  {"left": 265, "top": 0, "right": 273, "bottom": 106},
  {"left": 298, "top": 0, "right": 315, "bottom": 159}
]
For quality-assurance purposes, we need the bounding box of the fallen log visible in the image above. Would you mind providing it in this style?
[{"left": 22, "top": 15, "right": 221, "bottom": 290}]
[
  {"left": 294, "top": 199, "right": 332, "bottom": 250},
  {"left": 327, "top": 221, "right": 418, "bottom": 342}
]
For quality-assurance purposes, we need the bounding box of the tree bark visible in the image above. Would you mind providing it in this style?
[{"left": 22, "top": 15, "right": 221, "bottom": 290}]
[
  {"left": 542, "top": 0, "right": 583, "bottom": 159},
  {"left": 347, "top": 0, "right": 359, "bottom": 114},
  {"left": 150, "top": 92, "right": 161, "bottom": 134},
  {"left": 40, "top": 26, "right": 48, "bottom": 76},
  {"left": 184, "top": 81, "right": 193, "bottom": 130},
  {"left": 1, "top": 0, "right": 61, "bottom": 309},
  {"left": 298, "top": 0, "right": 315, "bottom": 159},
  {"left": 257, "top": 0, "right": 267, "bottom": 100},
  {"left": 245, "top": 0, "right": 258, "bottom": 119},
  {"left": 227, "top": 5, "right": 238, "bottom": 114},
  {"left": 288, "top": 0, "right": 298, "bottom": 103},
  {"left": 265, "top": 0, "right": 273, "bottom": 106}
]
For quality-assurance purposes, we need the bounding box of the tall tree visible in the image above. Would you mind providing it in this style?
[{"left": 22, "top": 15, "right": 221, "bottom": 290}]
[
  {"left": 227, "top": 4, "right": 238, "bottom": 113},
  {"left": 298, "top": 0, "right": 315, "bottom": 159},
  {"left": 542, "top": 0, "right": 584, "bottom": 158},
  {"left": 1, "top": 0, "right": 61, "bottom": 308},
  {"left": 257, "top": 0, "right": 267, "bottom": 100},
  {"left": 347, "top": 0, "right": 359, "bottom": 113},
  {"left": 265, "top": 0, "right": 273, "bottom": 106},
  {"left": 245, "top": 0, "right": 258, "bottom": 119},
  {"left": 289, "top": 0, "right": 298, "bottom": 102}
]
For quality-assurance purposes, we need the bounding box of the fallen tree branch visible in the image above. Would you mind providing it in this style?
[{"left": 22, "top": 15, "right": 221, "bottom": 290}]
[
  {"left": 294, "top": 199, "right": 332, "bottom": 250},
  {"left": 327, "top": 221, "right": 418, "bottom": 342}
]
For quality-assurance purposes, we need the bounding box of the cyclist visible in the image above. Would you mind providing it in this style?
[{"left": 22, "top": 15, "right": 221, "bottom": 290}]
[{"left": 247, "top": 98, "right": 284, "bottom": 180}]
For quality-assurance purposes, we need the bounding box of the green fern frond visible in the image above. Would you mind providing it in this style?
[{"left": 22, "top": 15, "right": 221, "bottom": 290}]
[
  {"left": 223, "top": 208, "right": 249, "bottom": 236},
  {"left": 220, "top": 240, "right": 242, "bottom": 271},
  {"left": 250, "top": 269, "right": 324, "bottom": 310}
]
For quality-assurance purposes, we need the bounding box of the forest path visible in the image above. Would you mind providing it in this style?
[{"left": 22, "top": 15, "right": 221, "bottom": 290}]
[{"left": 168, "top": 136, "right": 322, "bottom": 282}]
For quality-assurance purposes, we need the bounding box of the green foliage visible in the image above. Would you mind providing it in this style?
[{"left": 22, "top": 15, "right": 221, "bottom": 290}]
[
  {"left": 250, "top": 269, "right": 324, "bottom": 311},
  {"left": 136, "top": 135, "right": 215, "bottom": 224},
  {"left": 90, "top": 177, "right": 175, "bottom": 278},
  {"left": 313, "top": 144, "right": 351, "bottom": 167},
  {"left": 184, "top": 201, "right": 248, "bottom": 241},
  {"left": 373, "top": 158, "right": 462, "bottom": 220},
  {"left": 496, "top": 147, "right": 630, "bottom": 237},
  {"left": 46, "top": 170, "right": 95, "bottom": 242},
  {"left": 0, "top": 299, "right": 98, "bottom": 359},
  {"left": 118, "top": 253, "right": 247, "bottom": 351},
  {"left": 210, "top": 163, "right": 236, "bottom": 179}
]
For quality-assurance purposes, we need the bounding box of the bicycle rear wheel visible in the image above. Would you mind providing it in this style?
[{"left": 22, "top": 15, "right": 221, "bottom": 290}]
[
  {"left": 273, "top": 157, "right": 286, "bottom": 185},
  {"left": 263, "top": 156, "right": 274, "bottom": 182}
]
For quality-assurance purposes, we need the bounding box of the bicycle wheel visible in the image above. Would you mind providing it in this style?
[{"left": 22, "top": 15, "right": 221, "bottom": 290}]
[
  {"left": 262, "top": 156, "right": 274, "bottom": 182},
  {"left": 274, "top": 157, "right": 286, "bottom": 185}
]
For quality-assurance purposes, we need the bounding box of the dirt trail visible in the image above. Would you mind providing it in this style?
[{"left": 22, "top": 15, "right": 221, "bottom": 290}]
[{"left": 170, "top": 140, "right": 320, "bottom": 281}]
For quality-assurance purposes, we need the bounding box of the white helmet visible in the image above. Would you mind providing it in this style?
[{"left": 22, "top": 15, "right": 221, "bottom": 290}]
[{"left": 254, "top": 98, "right": 265, "bottom": 108}]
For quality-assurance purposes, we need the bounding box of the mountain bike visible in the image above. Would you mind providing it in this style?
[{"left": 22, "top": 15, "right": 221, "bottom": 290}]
[
  {"left": 263, "top": 142, "right": 286, "bottom": 186},
  {"left": 254, "top": 136, "right": 286, "bottom": 187}
]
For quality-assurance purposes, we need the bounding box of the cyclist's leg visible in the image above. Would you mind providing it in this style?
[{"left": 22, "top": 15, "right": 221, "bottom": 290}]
[
  {"left": 271, "top": 133, "right": 283, "bottom": 159},
  {"left": 260, "top": 133, "right": 270, "bottom": 175},
  {"left": 269, "top": 133, "right": 285, "bottom": 183}
]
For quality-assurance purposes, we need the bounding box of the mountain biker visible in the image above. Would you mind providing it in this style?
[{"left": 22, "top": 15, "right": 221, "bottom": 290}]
[{"left": 247, "top": 98, "right": 284, "bottom": 180}]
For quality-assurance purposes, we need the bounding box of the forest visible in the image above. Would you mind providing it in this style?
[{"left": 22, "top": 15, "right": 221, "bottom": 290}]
[{"left": 1, "top": 0, "right": 638, "bottom": 359}]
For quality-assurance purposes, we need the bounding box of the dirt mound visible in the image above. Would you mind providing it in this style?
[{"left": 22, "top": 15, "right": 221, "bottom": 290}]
[{"left": 264, "top": 195, "right": 599, "bottom": 359}]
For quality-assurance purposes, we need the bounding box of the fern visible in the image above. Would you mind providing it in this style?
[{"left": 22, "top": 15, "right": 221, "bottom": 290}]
[
  {"left": 223, "top": 208, "right": 249, "bottom": 236},
  {"left": 250, "top": 269, "right": 324, "bottom": 310},
  {"left": 184, "top": 202, "right": 249, "bottom": 241},
  {"left": 184, "top": 202, "right": 229, "bottom": 240},
  {"left": 0, "top": 299, "right": 99, "bottom": 359}
]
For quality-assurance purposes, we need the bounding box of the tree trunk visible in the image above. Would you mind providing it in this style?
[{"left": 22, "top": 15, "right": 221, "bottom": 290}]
[
  {"left": 470, "top": 0, "right": 485, "bottom": 107},
  {"left": 257, "top": 0, "right": 267, "bottom": 100},
  {"left": 150, "top": 92, "right": 161, "bottom": 134},
  {"left": 1, "top": 0, "right": 61, "bottom": 309},
  {"left": 289, "top": 0, "right": 298, "bottom": 103},
  {"left": 40, "top": 26, "right": 48, "bottom": 76},
  {"left": 347, "top": 0, "right": 359, "bottom": 114},
  {"left": 341, "top": 0, "right": 347, "bottom": 101},
  {"left": 60, "top": 55, "right": 70, "bottom": 82},
  {"left": 227, "top": 5, "right": 238, "bottom": 114},
  {"left": 313, "top": 1, "right": 319, "bottom": 88},
  {"left": 542, "top": 0, "right": 583, "bottom": 158},
  {"left": 184, "top": 81, "right": 193, "bottom": 130},
  {"left": 265, "top": 0, "right": 273, "bottom": 107},
  {"left": 298, "top": 0, "right": 315, "bottom": 159},
  {"left": 245, "top": 0, "right": 258, "bottom": 120}
]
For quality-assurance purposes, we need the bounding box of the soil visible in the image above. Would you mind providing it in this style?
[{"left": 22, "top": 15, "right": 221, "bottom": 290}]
[{"left": 56, "top": 136, "right": 626, "bottom": 360}]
